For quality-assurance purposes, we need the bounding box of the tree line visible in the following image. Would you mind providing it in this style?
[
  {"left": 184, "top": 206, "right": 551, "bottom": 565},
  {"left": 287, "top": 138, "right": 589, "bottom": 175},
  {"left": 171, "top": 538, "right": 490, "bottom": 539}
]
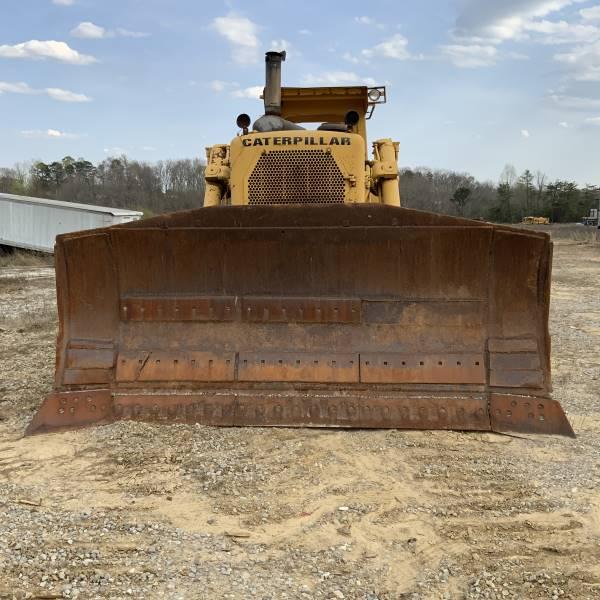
[
  {"left": 0, "top": 156, "right": 597, "bottom": 222},
  {"left": 0, "top": 155, "right": 205, "bottom": 216},
  {"left": 400, "top": 164, "right": 598, "bottom": 223}
]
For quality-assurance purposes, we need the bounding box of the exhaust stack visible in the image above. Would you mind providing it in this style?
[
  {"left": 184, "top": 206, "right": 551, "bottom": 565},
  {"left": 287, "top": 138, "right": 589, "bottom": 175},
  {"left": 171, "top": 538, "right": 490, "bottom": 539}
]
[{"left": 264, "top": 51, "right": 286, "bottom": 116}]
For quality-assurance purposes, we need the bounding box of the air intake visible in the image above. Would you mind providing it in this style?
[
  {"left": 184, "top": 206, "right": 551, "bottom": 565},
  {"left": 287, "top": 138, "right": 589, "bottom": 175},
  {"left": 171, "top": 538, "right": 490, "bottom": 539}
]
[{"left": 248, "top": 149, "right": 345, "bottom": 205}]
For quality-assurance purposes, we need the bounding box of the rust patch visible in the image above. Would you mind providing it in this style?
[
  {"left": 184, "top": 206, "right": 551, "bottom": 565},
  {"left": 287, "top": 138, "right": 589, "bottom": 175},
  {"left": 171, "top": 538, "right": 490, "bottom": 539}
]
[
  {"left": 490, "top": 393, "right": 575, "bottom": 437},
  {"left": 488, "top": 338, "right": 538, "bottom": 353},
  {"left": 62, "top": 369, "right": 112, "bottom": 385},
  {"left": 116, "top": 351, "right": 236, "bottom": 382},
  {"left": 489, "top": 353, "right": 541, "bottom": 371},
  {"left": 237, "top": 352, "right": 359, "bottom": 382},
  {"left": 27, "top": 389, "right": 575, "bottom": 437},
  {"left": 66, "top": 348, "right": 115, "bottom": 369},
  {"left": 241, "top": 297, "right": 361, "bottom": 323},
  {"left": 120, "top": 296, "right": 237, "bottom": 322},
  {"left": 112, "top": 391, "right": 491, "bottom": 430},
  {"left": 120, "top": 295, "right": 361, "bottom": 324},
  {"left": 489, "top": 369, "right": 544, "bottom": 388},
  {"left": 360, "top": 353, "right": 486, "bottom": 384},
  {"left": 26, "top": 389, "right": 113, "bottom": 435}
]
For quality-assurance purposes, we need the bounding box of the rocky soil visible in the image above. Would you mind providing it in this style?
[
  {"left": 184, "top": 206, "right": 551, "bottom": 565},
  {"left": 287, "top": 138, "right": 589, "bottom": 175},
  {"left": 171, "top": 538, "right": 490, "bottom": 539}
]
[{"left": 0, "top": 239, "right": 598, "bottom": 599}]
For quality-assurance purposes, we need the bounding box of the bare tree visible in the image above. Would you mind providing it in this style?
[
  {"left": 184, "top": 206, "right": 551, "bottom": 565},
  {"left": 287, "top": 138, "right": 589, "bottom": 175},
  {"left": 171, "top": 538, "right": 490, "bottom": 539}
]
[
  {"left": 535, "top": 170, "right": 547, "bottom": 212},
  {"left": 499, "top": 164, "right": 517, "bottom": 187}
]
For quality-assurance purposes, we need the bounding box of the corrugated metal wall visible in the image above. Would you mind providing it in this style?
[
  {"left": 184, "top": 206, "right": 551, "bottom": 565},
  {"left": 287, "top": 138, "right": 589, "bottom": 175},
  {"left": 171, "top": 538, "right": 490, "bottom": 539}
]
[{"left": 0, "top": 195, "right": 142, "bottom": 253}]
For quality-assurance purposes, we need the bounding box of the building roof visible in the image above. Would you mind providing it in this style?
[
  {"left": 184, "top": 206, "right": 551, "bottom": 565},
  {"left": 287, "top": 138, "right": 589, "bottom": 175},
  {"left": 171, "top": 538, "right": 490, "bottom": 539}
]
[{"left": 0, "top": 192, "right": 143, "bottom": 217}]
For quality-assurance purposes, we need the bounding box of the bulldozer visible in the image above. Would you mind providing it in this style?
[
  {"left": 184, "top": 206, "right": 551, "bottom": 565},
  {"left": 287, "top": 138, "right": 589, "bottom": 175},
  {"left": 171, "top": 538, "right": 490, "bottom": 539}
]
[
  {"left": 522, "top": 216, "right": 550, "bottom": 225},
  {"left": 27, "top": 51, "right": 574, "bottom": 437}
]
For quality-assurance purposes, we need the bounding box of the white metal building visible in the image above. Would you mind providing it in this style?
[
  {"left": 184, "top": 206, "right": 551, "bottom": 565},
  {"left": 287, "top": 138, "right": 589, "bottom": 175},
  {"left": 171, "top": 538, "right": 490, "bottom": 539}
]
[{"left": 0, "top": 192, "right": 143, "bottom": 253}]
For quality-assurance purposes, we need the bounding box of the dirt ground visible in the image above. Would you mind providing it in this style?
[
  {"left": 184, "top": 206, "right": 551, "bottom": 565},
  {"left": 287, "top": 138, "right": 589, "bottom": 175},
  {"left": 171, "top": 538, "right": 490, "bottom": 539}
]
[{"left": 0, "top": 236, "right": 599, "bottom": 600}]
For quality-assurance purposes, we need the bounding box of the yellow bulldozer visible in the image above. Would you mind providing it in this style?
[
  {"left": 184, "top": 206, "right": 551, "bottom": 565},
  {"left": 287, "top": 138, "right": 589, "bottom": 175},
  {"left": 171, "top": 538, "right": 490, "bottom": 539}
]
[
  {"left": 522, "top": 216, "right": 550, "bottom": 225},
  {"left": 27, "top": 51, "right": 574, "bottom": 437}
]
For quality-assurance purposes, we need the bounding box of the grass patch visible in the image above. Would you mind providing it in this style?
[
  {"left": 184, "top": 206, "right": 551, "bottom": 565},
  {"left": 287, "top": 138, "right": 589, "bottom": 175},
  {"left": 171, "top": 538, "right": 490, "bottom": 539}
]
[
  {"left": 0, "top": 276, "right": 29, "bottom": 291},
  {"left": 567, "top": 228, "right": 600, "bottom": 246},
  {"left": 517, "top": 223, "right": 600, "bottom": 244},
  {"left": 0, "top": 274, "right": 55, "bottom": 293},
  {"left": 0, "top": 248, "right": 54, "bottom": 268},
  {"left": 0, "top": 304, "right": 57, "bottom": 333}
]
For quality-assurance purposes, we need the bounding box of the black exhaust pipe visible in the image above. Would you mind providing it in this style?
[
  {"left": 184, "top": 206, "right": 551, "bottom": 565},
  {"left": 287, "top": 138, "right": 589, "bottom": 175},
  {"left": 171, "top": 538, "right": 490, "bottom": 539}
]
[
  {"left": 253, "top": 50, "right": 303, "bottom": 132},
  {"left": 264, "top": 51, "right": 286, "bottom": 116}
]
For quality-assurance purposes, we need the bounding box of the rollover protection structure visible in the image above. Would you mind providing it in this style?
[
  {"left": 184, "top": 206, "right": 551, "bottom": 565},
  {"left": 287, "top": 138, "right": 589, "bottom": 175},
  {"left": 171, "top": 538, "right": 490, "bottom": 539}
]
[{"left": 27, "top": 51, "right": 574, "bottom": 437}]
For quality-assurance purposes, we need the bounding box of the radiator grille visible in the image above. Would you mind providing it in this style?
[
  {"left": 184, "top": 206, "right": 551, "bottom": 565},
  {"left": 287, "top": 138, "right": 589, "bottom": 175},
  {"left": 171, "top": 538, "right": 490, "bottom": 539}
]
[{"left": 248, "top": 150, "right": 345, "bottom": 205}]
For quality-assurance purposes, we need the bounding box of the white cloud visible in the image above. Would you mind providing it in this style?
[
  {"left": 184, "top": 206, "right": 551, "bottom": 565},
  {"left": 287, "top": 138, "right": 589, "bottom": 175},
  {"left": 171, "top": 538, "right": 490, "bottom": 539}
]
[
  {"left": 302, "top": 71, "right": 376, "bottom": 86},
  {"left": 447, "top": 0, "right": 600, "bottom": 81},
  {"left": 355, "top": 16, "right": 374, "bottom": 25},
  {"left": 362, "top": 34, "right": 411, "bottom": 60},
  {"left": 269, "top": 39, "right": 298, "bottom": 58},
  {"left": 0, "top": 40, "right": 96, "bottom": 65},
  {"left": 212, "top": 13, "right": 260, "bottom": 64},
  {"left": 210, "top": 80, "right": 259, "bottom": 97},
  {"left": 141, "top": 145, "right": 156, "bottom": 151},
  {"left": 559, "top": 121, "right": 569, "bottom": 127},
  {"left": 116, "top": 28, "right": 149, "bottom": 38},
  {"left": 71, "top": 22, "right": 149, "bottom": 40},
  {"left": 0, "top": 81, "right": 92, "bottom": 102},
  {"left": 299, "top": 29, "right": 311, "bottom": 36},
  {"left": 45, "top": 87, "right": 91, "bottom": 102},
  {"left": 580, "top": 6, "right": 600, "bottom": 21},
  {"left": 354, "top": 16, "right": 384, "bottom": 29},
  {"left": 506, "top": 50, "right": 530, "bottom": 60},
  {"left": 232, "top": 85, "right": 263, "bottom": 99},
  {"left": 210, "top": 80, "right": 227, "bottom": 92},
  {"left": 555, "top": 41, "right": 600, "bottom": 80},
  {"left": 584, "top": 116, "right": 600, "bottom": 125},
  {"left": 21, "top": 129, "right": 78, "bottom": 139},
  {"left": 453, "top": 0, "right": 581, "bottom": 43},
  {"left": 71, "top": 22, "right": 106, "bottom": 39},
  {"left": 521, "top": 129, "right": 531, "bottom": 137},
  {"left": 548, "top": 93, "right": 600, "bottom": 109},
  {"left": 0, "top": 81, "right": 35, "bottom": 94},
  {"left": 342, "top": 52, "right": 363, "bottom": 64},
  {"left": 270, "top": 39, "right": 288, "bottom": 51},
  {"left": 53, "top": 0, "right": 75, "bottom": 5},
  {"left": 104, "top": 147, "right": 127, "bottom": 155},
  {"left": 524, "top": 19, "right": 600, "bottom": 43},
  {"left": 441, "top": 44, "right": 498, "bottom": 67}
]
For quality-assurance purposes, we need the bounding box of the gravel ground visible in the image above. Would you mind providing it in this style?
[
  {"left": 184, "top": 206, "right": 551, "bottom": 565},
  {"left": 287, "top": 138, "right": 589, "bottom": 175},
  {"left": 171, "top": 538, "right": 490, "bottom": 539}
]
[{"left": 0, "top": 240, "right": 599, "bottom": 600}]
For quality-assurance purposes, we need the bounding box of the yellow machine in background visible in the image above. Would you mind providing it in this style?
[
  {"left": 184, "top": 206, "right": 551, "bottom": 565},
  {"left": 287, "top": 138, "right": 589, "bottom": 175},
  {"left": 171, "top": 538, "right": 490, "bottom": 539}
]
[
  {"left": 522, "top": 216, "right": 550, "bottom": 225},
  {"left": 204, "top": 51, "right": 399, "bottom": 208}
]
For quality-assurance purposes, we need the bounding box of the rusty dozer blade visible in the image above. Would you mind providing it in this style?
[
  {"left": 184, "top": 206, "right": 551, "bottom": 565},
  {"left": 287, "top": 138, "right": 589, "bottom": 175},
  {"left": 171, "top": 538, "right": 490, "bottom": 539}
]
[{"left": 27, "top": 204, "right": 574, "bottom": 437}]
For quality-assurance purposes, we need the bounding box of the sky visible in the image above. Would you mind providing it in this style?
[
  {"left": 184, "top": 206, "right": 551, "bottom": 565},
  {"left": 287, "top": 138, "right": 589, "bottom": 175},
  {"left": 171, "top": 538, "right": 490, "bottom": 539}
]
[{"left": 1, "top": 0, "right": 600, "bottom": 185}]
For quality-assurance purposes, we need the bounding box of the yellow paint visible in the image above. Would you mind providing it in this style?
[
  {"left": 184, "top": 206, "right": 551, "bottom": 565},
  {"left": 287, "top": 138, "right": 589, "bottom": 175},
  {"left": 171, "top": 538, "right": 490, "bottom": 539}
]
[{"left": 203, "top": 85, "right": 400, "bottom": 207}]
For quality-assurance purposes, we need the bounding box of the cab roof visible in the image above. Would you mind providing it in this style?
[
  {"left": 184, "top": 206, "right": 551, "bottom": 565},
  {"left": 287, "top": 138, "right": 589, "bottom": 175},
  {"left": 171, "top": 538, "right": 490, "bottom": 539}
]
[{"left": 280, "top": 86, "right": 385, "bottom": 124}]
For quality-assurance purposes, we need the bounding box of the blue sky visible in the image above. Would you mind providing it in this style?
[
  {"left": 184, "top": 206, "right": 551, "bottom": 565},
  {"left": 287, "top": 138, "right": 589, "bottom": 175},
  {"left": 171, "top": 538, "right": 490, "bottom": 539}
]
[{"left": 1, "top": 0, "right": 599, "bottom": 184}]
